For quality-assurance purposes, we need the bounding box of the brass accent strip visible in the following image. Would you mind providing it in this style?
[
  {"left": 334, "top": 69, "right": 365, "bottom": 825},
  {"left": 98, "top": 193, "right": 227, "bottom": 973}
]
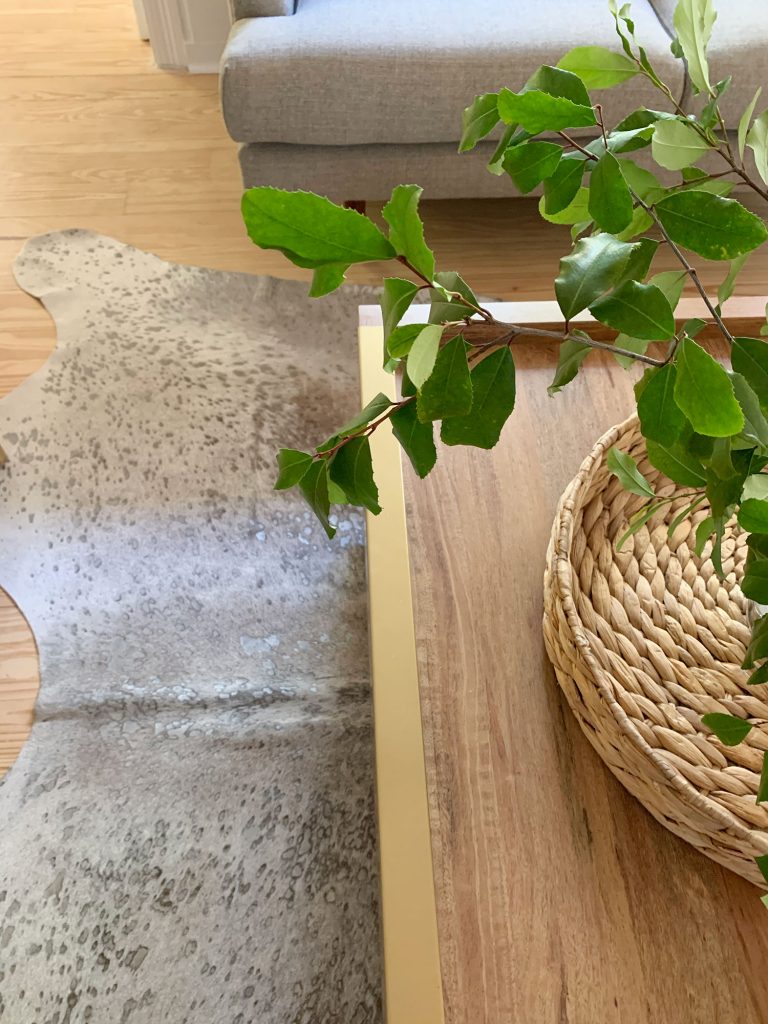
[{"left": 358, "top": 324, "right": 445, "bottom": 1024}]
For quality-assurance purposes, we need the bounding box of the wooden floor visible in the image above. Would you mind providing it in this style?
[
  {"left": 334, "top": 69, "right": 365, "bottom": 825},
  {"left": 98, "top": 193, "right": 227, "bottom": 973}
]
[{"left": 2, "top": 0, "right": 768, "bottom": 775}]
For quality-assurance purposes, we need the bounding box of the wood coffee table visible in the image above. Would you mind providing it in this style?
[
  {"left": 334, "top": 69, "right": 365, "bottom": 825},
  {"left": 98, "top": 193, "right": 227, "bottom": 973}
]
[{"left": 359, "top": 300, "right": 768, "bottom": 1024}]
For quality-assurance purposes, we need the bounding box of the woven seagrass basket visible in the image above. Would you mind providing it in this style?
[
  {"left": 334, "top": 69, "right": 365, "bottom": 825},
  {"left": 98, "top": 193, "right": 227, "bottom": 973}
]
[{"left": 543, "top": 415, "right": 768, "bottom": 886}]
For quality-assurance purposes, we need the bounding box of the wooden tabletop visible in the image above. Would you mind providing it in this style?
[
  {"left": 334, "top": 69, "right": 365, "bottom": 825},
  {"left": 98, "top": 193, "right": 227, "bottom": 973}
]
[{"left": 360, "top": 301, "right": 768, "bottom": 1024}]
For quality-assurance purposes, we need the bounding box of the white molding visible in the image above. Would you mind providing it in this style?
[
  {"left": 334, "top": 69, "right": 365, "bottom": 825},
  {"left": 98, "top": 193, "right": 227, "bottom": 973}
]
[
  {"left": 142, "top": 0, "right": 231, "bottom": 73},
  {"left": 132, "top": 0, "right": 150, "bottom": 40}
]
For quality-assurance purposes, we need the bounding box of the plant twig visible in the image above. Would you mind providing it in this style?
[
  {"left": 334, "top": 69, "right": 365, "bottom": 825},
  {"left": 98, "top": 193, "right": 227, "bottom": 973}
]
[
  {"left": 464, "top": 322, "right": 668, "bottom": 366},
  {"left": 395, "top": 255, "right": 494, "bottom": 322},
  {"left": 560, "top": 128, "right": 733, "bottom": 344},
  {"left": 314, "top": 395, "right": 415, "bottom": 461},
  {"left": 634, "top": 195, "right": 734, "bottom": 343}
]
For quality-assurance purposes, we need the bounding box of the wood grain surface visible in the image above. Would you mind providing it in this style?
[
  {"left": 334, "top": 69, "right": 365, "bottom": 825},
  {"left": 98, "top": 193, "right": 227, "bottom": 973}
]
[{"left": 388, "top": 309, "right": 768, "bottom": 1024}]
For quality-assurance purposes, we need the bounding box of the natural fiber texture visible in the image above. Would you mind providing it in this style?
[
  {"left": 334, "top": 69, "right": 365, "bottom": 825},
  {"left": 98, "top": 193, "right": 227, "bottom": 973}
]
[
  {"left": 543, "top": 415, "right": 768, "bottom": 887},
  {"left": 0, "top": 230, "right": 382, "bottom": 1023}
]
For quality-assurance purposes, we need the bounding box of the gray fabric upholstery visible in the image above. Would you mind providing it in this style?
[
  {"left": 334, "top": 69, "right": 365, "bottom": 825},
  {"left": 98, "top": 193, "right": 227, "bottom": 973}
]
[
  {"left": 238, "top": 140, "right": 515, "bottom": 200},
  {"left": 237, "top": 130, "right": 754, "bottom": 202},
  {"left": 230, "top": 0, "right": 296, "bottom": 19},
  {"left": 221, "top": 0, "right": 685, "bottom": 147},
  {"left": 649, "top": 1, "right": 768, "bottom": 122}
]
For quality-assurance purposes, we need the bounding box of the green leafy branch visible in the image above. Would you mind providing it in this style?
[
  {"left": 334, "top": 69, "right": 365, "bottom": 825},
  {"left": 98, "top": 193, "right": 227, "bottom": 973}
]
[{"left": 241, "top": 0, "right": 768, "bottom": 870}]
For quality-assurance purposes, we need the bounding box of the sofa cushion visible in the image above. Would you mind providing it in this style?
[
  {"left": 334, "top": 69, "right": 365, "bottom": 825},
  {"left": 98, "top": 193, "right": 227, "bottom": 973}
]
[
  {"left": 222, "top": 0, "right": 685, "bottom": 146},
  {"left": 648, "top": 0, "right": 768, "bottom": 123}
]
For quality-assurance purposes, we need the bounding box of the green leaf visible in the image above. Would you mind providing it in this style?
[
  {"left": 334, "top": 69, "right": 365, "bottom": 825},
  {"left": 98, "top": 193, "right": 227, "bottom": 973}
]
[
  {"left": 613, "top": 206, "right": 653, "bottom": 242},
  {"left": 717, "top": 254, "right": 748, "bottom": 308},
  {"left": 667, "top": 494, "right": 707, "bottom": 538},
  {"left": 543, "top": 154, "right": 587, "bottom": 214},
  {"left": 407, "top": 324, "right": 444, "bottom": 389},
  {"left": 748, "top": 663, "right": 768, "bottom": 686},
  {"left": 588, "top": 152, "right": 633, "bottom": 233},
  {"left": 428, "top": 271, "right": 479, "bottom": 323},
  {"left": 694, "top": 514, "right": 715, "bottom": 556},
  {"left": 310, "top": 263, "right": 348, "bottom": 297},
  {"left": 743, "top": 560, "right": 768, "bottom": 603},
  {"left": 554, "top": 234, "right": 648, "bottom": 320},
  {"left": 615, "top": 108, "right": 676, "bottom": 132},
  {"left": 616, "top": 499, "right": 663, "bottom": 549},
  {"left": 487, "top": 124, "right": 523, "bottom": 175},
  {"left": 678, "top": 178, "right": 734, "bottom": 198},
  {"left": 738, "top": 87, "right": 762, "bottom": 160},
  {"left": 742, "top": 614, "right": 768, "bottom": 668},
  {"left": 612, "top": 333, "right": 651, "bottom": 370},
  {"left": 649, "top": 269, "right": 688, "bottom": 309},
  {"left": 297, "top": 459, "right": 335, "bottom": 539},
  {"left": 459, "top": 93, "right": 499, "bottom": 153},
  {"left": 329, "top": 436, "right": 381, "bottom": 514},
  {"left": 241, "top": 188, "right": 395, "bottom": 268},
  {"left": 699, "top": 76, "right": 731, "bottom": 129},
  {"left": 682, "top": 317, "right": 707, "bottom": 340},
  {"left": 386, "top": 323, "right": 423, "bottom": 359},
  {"left": 556, "top": 45, "right": 637, "bottom": 89},
  {"left": 441, "top": 347, "right": 516, "bottom": 448},
  {"left": 701, "top": 712, "right": 753, "bottom": 746},
  {"left": 527, "top": 63, "right": 596, "bottom": 104},
  {"left": 732, "top": 338, "right": 768, "bottom": 407},
  {"left": 590, "top": 281, "right": 675, "bottom": 340},
  {"left": 548, "top": 335, "right": 592, "bottom": 394},
  {"left": 674, "top": 338, "right": 744, "bottom": 437},
  {"left": 747, "top": 111, "right": 768, "bottom": 187},
  {"left": 745, "top": 475, "right": 768, "bottom": 502},
  {"left": 618, "top": 158, "right": 664, "bottom": 200},
  {"left": 739, "top": 499, "right": 768, "bottom": 534},
  {"left": 588, "top": 126, "right": 655, "bottom": 157},
  {"left": 316, "top": 392, "right": 393, "bottom": 453},
  {"left": 705, "top": 437, "right": 734, "bottom": 480},
  {"left": 382, "top": 278, "right": 419, "bottom": 343},
  {"left": 651, "top": 118, "right": 709, "bottom": 171},
  {"left": 646, "top": 438, "right": 707, "bottom": 486},
  {"left": 502, "top": 141, "right": 562, "bottom": 194},
  {"left": 730, "top": 373, "right": 768, "bottom": 446},
  {"left": 381, "top": 185, "right": 435, "bottom": 281},
  {"left": 607, "top": 447, "right": 655, "bottom": 498},
  {"left": 538, "top": 187, "right": 590, "bottom": 225},
  {"left": 758, "top": 752, "right": 768, "bottom": 803},
  {"left": 619, "top": 237, "right": 658, "bottom": 282},
  {"left": 498, "top": 88, "right": 596, "bottom": 134},
  {"left": 417, "top": 335, "right": 473, "bottom": 422},
  {"left": 748, "top": 533, "right": 768, "bottom": 558},
  {"left": 327, "top": 478, "right": 347, "bottom": 504},
  {"left": 390, "top": 401, "right": 436, "bottom": 479},
  {"left": 655, "top": 191, "right": 768, "bottom": 261},
  {"left": 636, "top": 364, "right": 685, "bottom": 445},
  {"left": 673, "top": 0, "right": 716, "bottom": 95},
  {"left": 275, "top": 448, "right": 314, "bottom": 490}
]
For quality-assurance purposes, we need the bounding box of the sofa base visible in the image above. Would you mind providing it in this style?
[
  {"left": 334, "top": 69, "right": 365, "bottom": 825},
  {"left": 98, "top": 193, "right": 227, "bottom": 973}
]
[
  {"left": 238, "top": 140, "right": 515, "bottom": 202},
  {"left": 238, "top": 134, "right": 756, "bottom": 206}
]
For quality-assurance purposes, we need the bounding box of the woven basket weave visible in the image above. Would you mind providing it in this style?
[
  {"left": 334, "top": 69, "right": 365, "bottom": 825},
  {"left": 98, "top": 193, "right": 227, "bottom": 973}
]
[{"left": 543, "top": 415, "right": 768, "bottom": 886}]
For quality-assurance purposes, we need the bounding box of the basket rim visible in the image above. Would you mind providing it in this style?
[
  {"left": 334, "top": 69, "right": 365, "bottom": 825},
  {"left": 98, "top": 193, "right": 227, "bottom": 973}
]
[{"left": 549, "top": 413, "right": 768, "bottom": 849}]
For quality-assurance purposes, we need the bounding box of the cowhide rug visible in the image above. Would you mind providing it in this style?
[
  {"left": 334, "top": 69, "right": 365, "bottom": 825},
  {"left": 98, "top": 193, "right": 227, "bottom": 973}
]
[{"left": 0, "top": 230, "right": 382, "bottom": 1024}]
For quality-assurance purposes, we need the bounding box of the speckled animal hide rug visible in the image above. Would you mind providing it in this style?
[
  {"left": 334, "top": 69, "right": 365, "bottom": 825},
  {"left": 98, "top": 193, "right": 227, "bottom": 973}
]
[{"left": 0, "top": 230, "right": 382, "bottom": 1024}]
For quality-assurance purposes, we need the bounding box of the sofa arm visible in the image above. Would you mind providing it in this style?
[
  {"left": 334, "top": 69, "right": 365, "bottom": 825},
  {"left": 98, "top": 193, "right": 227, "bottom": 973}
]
[{"left": 229, "top": 0, "right": 296, "bottom": 18}]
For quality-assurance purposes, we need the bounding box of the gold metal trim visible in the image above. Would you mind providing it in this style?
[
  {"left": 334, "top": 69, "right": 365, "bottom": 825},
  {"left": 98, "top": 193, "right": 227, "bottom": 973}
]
[{"left": 358, "top": 324, "right": 445, "bottom": 1024}]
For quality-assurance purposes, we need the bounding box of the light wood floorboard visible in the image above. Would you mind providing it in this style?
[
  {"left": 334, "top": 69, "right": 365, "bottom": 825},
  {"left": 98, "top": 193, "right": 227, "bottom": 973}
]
[{"left": 2, "top": 0, "right": 768, "bottom": 773}]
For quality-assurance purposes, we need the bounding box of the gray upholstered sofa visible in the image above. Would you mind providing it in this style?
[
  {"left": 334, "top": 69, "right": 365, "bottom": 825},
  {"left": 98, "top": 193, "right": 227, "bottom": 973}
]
[{"left": 220, "top": 0, "right": 765, "bottom": 202}]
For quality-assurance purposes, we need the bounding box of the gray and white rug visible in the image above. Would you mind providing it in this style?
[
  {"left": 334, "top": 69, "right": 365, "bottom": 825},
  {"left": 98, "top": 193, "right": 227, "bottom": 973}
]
[{"left": 0, "top": 230, "right": 382, "bottom": 1023}]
